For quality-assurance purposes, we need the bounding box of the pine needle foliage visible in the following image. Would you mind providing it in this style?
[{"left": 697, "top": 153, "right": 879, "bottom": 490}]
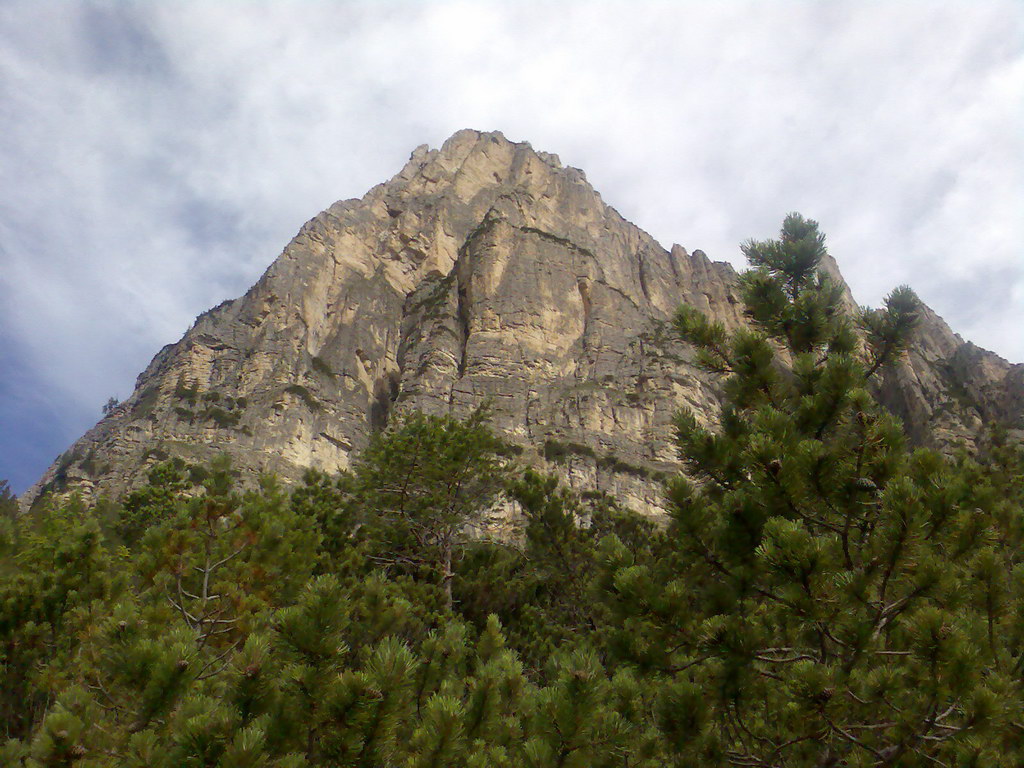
[{"left": 600, "top": 213, "right": 1024, "bottom": 766}]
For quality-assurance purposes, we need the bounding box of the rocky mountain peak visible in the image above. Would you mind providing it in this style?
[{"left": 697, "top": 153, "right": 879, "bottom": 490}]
[{"left": 21, "top": 130, "right": 1023, "bottom": 513}]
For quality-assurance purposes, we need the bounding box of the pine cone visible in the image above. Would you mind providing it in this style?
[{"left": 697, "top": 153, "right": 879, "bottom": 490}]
[{"left": 853, "top": 477, "right": 877, "bottom": 492}]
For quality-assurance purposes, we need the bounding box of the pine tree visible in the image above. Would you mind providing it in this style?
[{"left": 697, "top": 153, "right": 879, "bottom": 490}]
[
  {"left": 289, "top": 468, "right": 358, "bottom": 565},
  {"left": 473, "top": 470, "right": 661, "bottom": 667},
  {"left": 522, "top": 647, "right": 657, "bottom": 768},
  {"left": 355, "top": 408, "right": 509, "bottom": 611},
  {"left": 134, "top": 458, "right": 319, "bottom": 652},
  {"left": 0, "top": 497, "right": 118, "bottom": 743},
  {"left": 114, "top": 460, "right": 191, "bottom": 545},
  {"left": 599, "top": 214, "right": 1023, "bottom": 765}
]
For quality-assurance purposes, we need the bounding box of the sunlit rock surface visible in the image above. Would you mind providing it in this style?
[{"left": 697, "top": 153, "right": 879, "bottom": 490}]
[{"left": 23, "top": 130, "right": 1023, "bottom": 514}]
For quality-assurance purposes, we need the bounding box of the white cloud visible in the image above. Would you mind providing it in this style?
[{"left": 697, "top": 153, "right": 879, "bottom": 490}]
[{"left": 1, "top": 0, "right": 1021, "bottom": 489}]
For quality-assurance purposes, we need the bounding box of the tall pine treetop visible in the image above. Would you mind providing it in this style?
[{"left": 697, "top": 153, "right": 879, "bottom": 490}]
[
  {"left": 677, "top": 211, "right": 921, "bottom": 390},
  {"left": 742, "top": 212, "right": 828, "bottom": 297}
]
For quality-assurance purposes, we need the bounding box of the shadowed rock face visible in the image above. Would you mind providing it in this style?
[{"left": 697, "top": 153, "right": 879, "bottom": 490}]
[{"left": 22, "top": 130, "right": 1023, "bottom": 515}]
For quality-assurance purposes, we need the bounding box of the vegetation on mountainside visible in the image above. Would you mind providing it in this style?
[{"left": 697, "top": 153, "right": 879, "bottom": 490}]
[{"left": 3, "top": 215, "right": 1022, "bottom": 766}]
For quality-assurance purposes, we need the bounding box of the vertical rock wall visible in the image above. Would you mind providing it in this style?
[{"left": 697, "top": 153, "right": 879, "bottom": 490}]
[{"left": 22, "top": 130, "right": 1023, "bottom": 514}]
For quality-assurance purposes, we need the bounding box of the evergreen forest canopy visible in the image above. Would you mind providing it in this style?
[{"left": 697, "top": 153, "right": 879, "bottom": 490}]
[{"left": 3, "top": 215, "right": 1023, "bottom": 767}]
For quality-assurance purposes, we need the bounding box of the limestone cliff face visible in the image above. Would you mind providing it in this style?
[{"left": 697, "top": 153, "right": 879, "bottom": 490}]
[{"left": 22, "top": 130, "right": 1023, "bottom": 514}]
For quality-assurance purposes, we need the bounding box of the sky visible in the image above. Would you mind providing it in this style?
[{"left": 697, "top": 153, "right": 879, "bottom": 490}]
[{"left": 1, "top": 0, "right": 1022, "bottom": 494}]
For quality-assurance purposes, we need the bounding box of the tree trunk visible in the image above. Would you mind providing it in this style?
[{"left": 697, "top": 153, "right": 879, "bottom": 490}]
[{"left": 442, "top": 541, "right": 453, "bottom": 612}]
